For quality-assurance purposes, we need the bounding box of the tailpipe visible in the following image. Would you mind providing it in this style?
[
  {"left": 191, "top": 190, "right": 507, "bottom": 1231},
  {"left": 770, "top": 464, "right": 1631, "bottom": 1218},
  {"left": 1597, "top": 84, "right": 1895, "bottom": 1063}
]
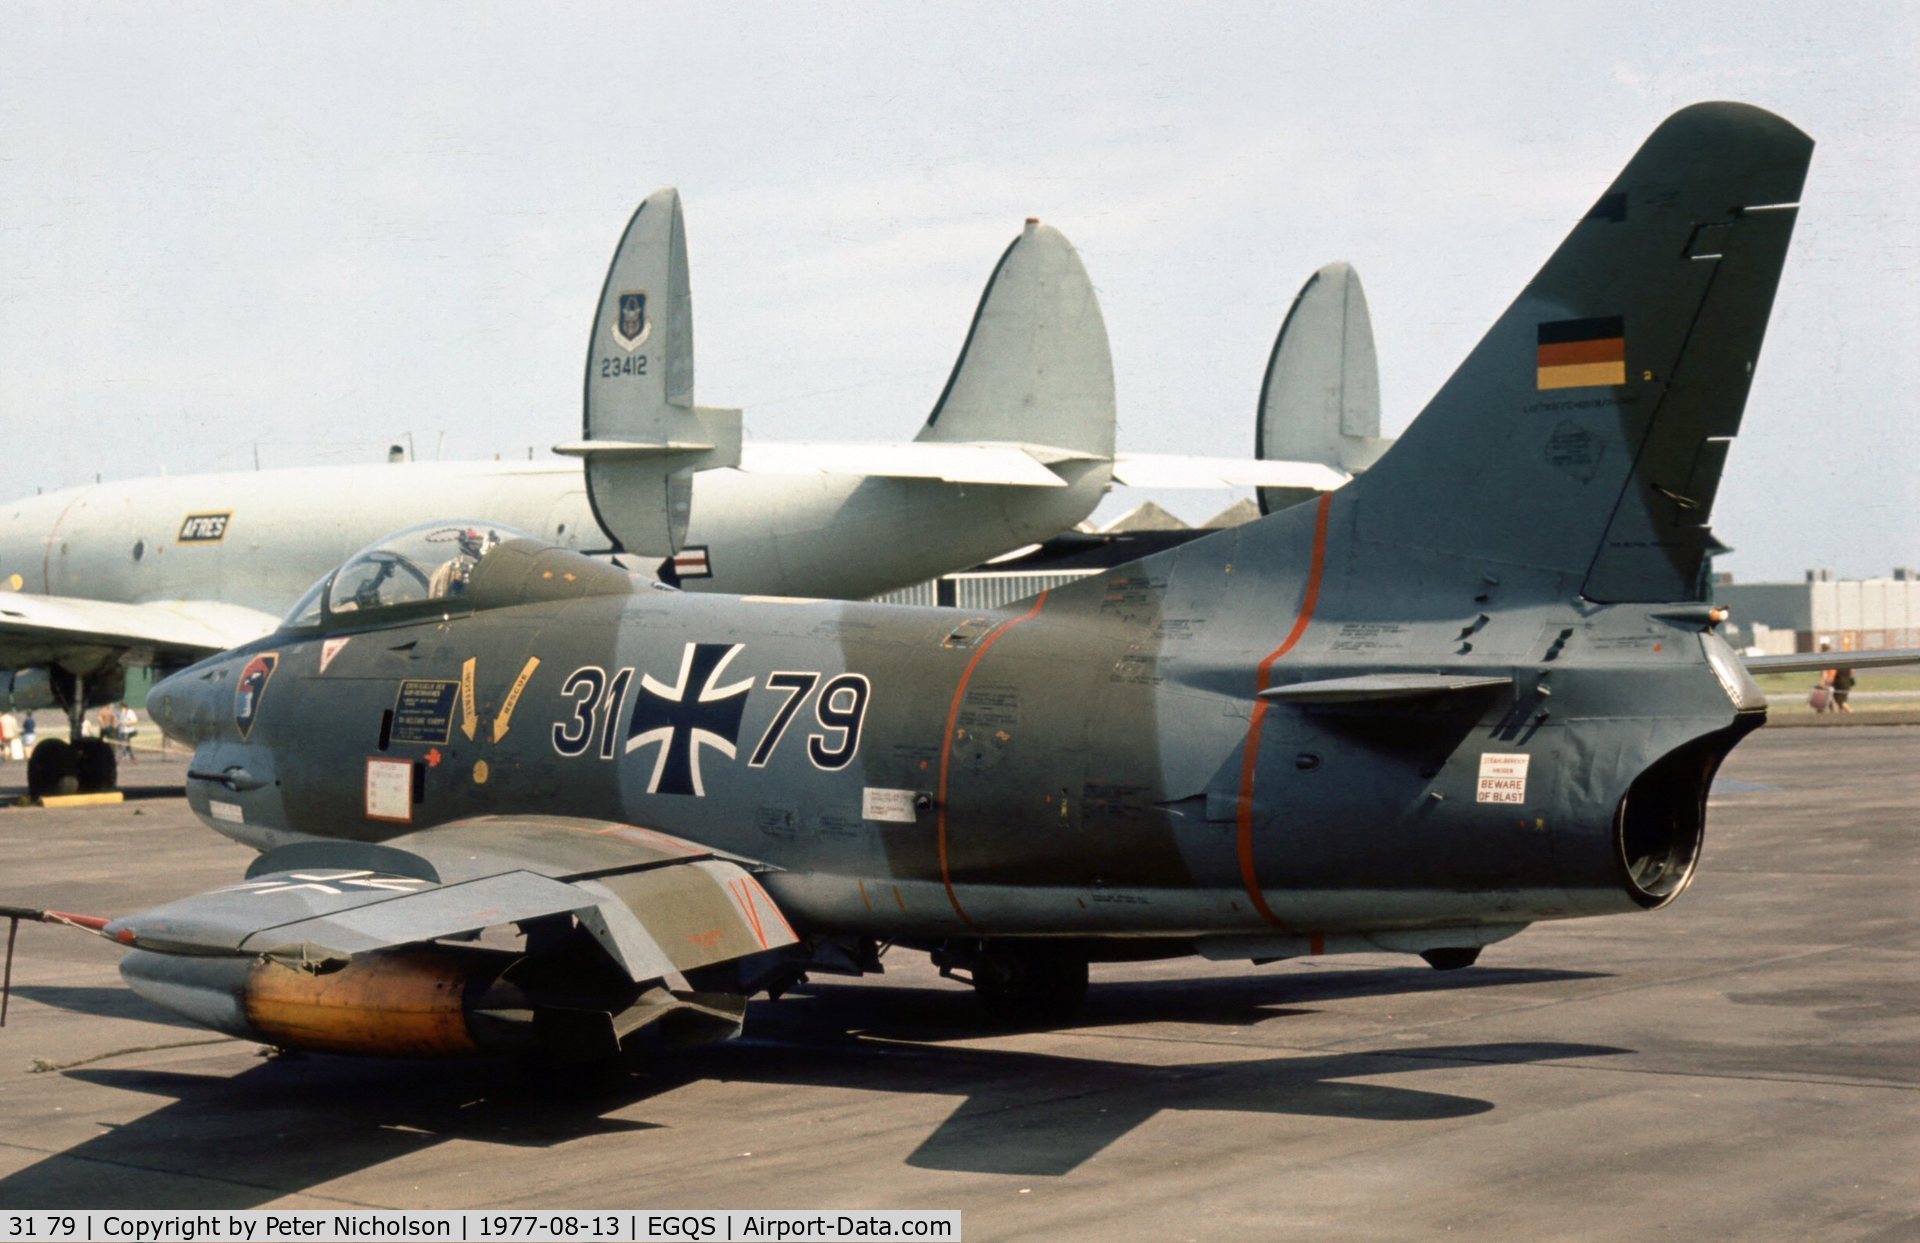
[{"left": 1612, "top": 715, "right": 1763, "bottom": 909}]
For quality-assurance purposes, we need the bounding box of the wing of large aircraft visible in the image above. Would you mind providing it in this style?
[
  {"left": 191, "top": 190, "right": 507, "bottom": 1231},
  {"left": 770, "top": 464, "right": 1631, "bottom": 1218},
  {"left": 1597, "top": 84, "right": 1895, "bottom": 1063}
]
[
  {"left": 0, "top": 593, "right": 277, "bottom": 675},
  {"left": 99, "top": 815, "right": 799, "bottom": 1059}
]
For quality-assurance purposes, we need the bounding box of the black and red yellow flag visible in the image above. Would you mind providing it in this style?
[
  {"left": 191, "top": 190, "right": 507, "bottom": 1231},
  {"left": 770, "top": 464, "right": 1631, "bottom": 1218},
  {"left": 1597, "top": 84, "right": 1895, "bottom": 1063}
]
[{"left": 1536, "top": 316, "right": 1625, "bottom": 390}]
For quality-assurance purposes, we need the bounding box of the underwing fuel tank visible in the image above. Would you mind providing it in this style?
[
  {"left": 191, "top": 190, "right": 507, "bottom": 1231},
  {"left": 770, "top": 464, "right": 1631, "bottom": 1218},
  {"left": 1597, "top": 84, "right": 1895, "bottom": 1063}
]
[
  {"left": 119, "top": 943, "right": 743, "bottom": 1059},
  {"left": 121, "top": 944, "right": 522, "bottom": 1057}
]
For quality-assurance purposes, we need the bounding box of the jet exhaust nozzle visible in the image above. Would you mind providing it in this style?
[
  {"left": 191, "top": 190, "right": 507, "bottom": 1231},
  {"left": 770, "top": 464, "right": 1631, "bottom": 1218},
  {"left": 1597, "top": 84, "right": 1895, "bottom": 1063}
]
[{"left": 1611, "top": 717, "right": 1761, "bottom": 909}]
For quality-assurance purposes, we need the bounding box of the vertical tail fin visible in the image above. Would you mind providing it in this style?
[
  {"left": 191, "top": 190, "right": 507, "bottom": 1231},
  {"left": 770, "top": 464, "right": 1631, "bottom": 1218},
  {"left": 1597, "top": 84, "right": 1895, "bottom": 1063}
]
[
  {"left": 1256, "top": 261, "right": 1392, "bottom": 513},
  {"left": 915, "top": 219, "right": 1117, "bottom": 462},
  {"left": 1338, "top": 102, "right": 1810, "bottom": 601},
  {"left": 559, "top": 188, "right": 741, "bottom": 555}
]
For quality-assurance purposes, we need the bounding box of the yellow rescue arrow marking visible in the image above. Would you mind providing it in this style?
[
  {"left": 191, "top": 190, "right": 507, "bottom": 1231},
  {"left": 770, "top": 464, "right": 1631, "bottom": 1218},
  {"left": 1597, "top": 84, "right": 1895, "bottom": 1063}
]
[
  {"left": 492, "top": 657, "right": 541, "bottom": 743},
  {"left": 459, "top": 658, "right": 478, "bottom": 741}
]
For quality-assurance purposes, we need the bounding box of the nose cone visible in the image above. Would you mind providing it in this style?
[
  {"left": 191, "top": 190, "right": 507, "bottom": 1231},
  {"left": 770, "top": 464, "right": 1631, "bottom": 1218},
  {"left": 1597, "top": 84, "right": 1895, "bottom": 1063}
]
[
  {"left": 146, "top": 666, "right": 209, "bottom": 744},
  {"left": 144, "top": 671, "right": 182, "bottom": 739}
]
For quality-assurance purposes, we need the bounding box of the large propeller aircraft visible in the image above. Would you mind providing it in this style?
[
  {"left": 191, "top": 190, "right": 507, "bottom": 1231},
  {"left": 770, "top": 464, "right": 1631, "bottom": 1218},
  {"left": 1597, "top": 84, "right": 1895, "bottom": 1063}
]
[
  {"left": 5, "top": 103, "right": 1826, "bottom": 1059},
  {"left": 0, "top": 196, "right": 1340, "bottom": 799}
]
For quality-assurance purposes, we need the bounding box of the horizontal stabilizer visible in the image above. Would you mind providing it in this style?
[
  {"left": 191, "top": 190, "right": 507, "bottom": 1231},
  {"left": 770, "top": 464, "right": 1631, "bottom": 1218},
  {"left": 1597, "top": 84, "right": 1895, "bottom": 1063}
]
[
  {"left": 554, "top": 432, "right": 728, "bottom": 460},
  {"left": 1258, "top": 673, "right": 1514, "bottom": 704},
  {"left": 736, "top": 440, "right": 1075, "bottom": 487},
  {"left": 1742, "top": 648, "right": 1920, "bottom": 675},
  {"left": 1112, "top": 453, "right": 1349, "bottom": 492}
]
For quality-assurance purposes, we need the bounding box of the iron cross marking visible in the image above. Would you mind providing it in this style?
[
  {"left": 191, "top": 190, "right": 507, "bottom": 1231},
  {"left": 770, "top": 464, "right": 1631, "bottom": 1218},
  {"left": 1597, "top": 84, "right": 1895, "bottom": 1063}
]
[{"left": 626, "top": 642, "right": 755, "bottom": 796}]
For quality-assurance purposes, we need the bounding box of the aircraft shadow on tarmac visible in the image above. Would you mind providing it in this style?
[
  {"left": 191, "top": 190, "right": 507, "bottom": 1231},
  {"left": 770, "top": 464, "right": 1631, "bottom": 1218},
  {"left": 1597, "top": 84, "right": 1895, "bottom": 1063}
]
[
  {"left": 0, "top": 966, "right": 1623, "bottom": 1204},
  {"left": 0, "top": 760, "right": 184, "bottom": 804},
  {"left": 821, "top": 961, "right": 1614, "bottom": 1036}
]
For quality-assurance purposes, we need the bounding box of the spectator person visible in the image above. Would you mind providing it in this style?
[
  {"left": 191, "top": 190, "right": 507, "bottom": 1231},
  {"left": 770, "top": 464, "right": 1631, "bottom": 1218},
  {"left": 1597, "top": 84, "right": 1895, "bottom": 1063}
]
[
  {"left": 1814, "top": 642, "right": 1856, "bottom": 715},
  {"left": 0, "top": 708, "right": 15, "bottom": 762},
  {"left": 21, "top": 711, "right": 35, "bottom": 750},
  {"left": 1829, "top": 661, "right": 1856, "bottom": 714},
  {"left": 117, "top": 703, "right": 141, "bottom": 760}
]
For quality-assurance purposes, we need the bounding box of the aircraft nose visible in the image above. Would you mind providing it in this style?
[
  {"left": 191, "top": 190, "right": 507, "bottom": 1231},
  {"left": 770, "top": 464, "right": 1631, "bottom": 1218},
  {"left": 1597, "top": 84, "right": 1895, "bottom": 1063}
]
[{"left": 145, "top": 668, "right": 203, "bottom": 744}]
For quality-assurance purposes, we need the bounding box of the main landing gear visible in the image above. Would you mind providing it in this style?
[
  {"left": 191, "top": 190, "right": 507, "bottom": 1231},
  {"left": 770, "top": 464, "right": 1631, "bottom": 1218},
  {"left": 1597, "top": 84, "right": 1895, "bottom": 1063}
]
[
  {"left": 25, "top": 671, "right": 117, "bottom": 800},
  {"left": 935, "top": 940, "right": 1090, "bottom": 1026}
]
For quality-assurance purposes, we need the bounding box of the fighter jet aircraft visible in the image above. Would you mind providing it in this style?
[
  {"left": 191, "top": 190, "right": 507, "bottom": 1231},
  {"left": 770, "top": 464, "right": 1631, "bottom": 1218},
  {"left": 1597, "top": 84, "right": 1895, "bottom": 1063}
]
[
  {"left": 3, "top": 103, "right": 1818, "bottom": 1058},
  {"left": 1, "top": 194, "right": 1343, "bottom": 798}
]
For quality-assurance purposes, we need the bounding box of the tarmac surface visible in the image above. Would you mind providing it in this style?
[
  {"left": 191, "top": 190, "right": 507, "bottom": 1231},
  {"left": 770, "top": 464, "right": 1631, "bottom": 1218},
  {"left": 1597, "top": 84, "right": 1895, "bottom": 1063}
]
[{"left": 0, "top": 726, "right": 1915, "bottom": 1239}]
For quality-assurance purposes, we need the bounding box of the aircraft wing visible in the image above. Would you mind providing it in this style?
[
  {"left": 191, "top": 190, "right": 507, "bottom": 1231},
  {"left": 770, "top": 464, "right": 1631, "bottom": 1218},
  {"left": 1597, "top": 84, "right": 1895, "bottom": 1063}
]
[
  {"left": 104, "top": 815, "right": 798, "bottom": 982},
  {"left": 0, "top": 593, "right": 280, "bottom": 673},
  {"left": 1741, "top": 649, "right": 1920, "bottom": 675},
  {"left": 1111, "top": 453, "right": 1350, "bottom": 492},
  {"left": 737, "top": 439, "right": 1075, "bottom": 487}
]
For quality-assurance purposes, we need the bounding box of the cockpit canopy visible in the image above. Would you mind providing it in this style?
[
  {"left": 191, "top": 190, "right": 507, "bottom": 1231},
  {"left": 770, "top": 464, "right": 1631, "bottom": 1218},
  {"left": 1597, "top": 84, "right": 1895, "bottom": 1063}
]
[{"left": 281, "top": 519, "right": 634, "bottom": 630}]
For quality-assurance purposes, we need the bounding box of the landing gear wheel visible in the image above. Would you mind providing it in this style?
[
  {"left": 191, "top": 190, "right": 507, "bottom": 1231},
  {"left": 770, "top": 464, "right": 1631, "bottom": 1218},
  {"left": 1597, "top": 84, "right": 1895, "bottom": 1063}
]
[
  {"left": 1420, "top": 947, "right": 1482, "bottom": 971},
  {"left": 74, "top": 738, "right": 118, "bottom": 794},
  {"left": 27, "top": 739, "right": 79, "bottom": 799},
  {"left": 973, "top": 946, "right": 1089, "bottom": 1027}
]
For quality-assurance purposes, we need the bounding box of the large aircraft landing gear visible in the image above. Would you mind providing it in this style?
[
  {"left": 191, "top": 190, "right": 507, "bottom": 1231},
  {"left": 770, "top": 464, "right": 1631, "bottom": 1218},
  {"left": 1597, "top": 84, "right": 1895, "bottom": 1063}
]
[
  {"left": 936, "top": 940, "right": 1090, "bottom": 1027},
  {"left": 26, "top": 739, "right": 79, "bottom": 799},
  {"left": 75, "top": 738, "right": 117, "bottom": 793},
  {"left": 26, "top": 669, "right": 119, "bottom": 798}
]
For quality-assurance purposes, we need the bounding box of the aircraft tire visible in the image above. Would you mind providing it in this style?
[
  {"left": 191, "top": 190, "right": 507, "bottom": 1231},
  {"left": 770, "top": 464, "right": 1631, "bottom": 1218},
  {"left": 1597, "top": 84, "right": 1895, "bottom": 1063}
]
[
  {"left": 973, "top": 945, "right": 1089, "bottom": 1026},
  {"left": 27, "top": 738, "right": 79, "bottom": 799},
  {"left": 74, "top": 738, "right": 118, "bottom": 794}
]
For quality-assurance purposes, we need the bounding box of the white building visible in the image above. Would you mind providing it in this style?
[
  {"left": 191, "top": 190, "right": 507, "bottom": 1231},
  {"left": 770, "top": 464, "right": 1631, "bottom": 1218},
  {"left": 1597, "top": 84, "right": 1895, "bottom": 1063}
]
[{"left": 1718, "top": 568, "right": 1920, "bottom": 655}]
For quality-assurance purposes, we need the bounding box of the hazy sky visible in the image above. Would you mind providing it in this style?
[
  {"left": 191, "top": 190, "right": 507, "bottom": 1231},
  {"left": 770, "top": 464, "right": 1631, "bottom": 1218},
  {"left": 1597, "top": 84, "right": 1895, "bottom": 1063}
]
[{"left": 2, "top": 2, "right": 1914, "bottom": 582}]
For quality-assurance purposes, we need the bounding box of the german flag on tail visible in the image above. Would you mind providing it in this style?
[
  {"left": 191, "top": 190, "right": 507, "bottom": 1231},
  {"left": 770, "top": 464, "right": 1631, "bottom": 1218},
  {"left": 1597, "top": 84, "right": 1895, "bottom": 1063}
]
[{"left": 1536, "top": 316, "right": 1625, "bottom": 390}]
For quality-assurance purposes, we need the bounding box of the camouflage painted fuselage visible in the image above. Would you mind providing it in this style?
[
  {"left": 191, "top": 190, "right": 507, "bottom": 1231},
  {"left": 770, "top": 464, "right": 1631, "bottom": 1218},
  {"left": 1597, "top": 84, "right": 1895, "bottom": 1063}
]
[{"left": 152, "top": 502, "right": 1763, "bottom": 959}]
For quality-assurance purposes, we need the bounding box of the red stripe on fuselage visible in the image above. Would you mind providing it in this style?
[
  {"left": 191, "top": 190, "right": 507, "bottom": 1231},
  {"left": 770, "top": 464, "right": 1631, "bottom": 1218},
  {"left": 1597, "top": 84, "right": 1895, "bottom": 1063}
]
[
  {"left": 937, "top": 591, "right": 1051, "bottom": 930},
  {"left": 1235, "top": 493, "right": 1333, "bottom": 929}
]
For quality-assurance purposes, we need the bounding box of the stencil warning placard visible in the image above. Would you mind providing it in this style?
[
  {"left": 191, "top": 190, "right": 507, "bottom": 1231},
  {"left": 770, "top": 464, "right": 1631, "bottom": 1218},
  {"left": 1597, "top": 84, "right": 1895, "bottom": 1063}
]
[
  {"left": 365, "top": 757, "right": 414, "bottom": 823},
  {"left": 862, "top": 787, "right": 919, "bottom": 823},
  {"left": 1477, "top": 752, "right": 1531, "bottom": 804}
]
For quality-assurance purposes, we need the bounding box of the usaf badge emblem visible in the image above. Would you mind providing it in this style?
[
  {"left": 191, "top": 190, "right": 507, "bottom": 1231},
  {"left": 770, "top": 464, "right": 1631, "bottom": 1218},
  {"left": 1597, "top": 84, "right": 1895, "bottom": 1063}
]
[{"left": 612, "top": 290, "right": 651, "bottom": 352}]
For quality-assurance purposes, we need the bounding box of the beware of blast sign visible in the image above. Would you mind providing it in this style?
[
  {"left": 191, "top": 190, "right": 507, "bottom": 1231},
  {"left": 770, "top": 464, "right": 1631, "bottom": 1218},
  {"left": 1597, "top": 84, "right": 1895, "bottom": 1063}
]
[{"left": 1477, "top": 753, "right": 1531, "bottom": 804}]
